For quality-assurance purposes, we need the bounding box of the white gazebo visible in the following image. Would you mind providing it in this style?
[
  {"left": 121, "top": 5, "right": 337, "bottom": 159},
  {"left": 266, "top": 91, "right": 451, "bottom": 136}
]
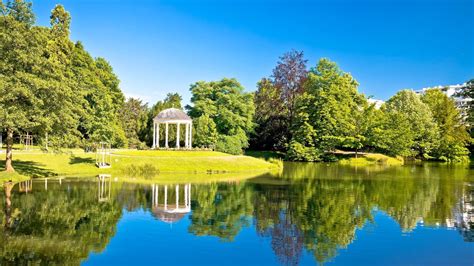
[{"left": 152, "top": 108, "right": 193, "bottom": 149}]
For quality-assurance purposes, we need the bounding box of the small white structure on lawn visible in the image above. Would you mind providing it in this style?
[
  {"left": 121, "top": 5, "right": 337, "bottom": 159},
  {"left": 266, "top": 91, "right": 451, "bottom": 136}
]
[
  {"left": 152, "top": 108, "right": 193, "bottom": 149},
  {"left": 20, "top": 132, "right": 34, "bottom": 150},
  {"left": 96, "top": 142, "right": 112, "bottom": 168}
]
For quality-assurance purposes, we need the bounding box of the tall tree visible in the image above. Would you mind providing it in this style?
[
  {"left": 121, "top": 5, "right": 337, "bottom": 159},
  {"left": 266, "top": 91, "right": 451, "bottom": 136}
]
[
  {"left": 119, "top": 98, "right": 148, "bottom": 149},
  {"left": 252, "top": 51, "right": 308, "bottom": 150},
  {"left": 187, "top": 78, "right": 255, "bottom": 154},
  {"left": 272, "top": 50, "right": 308, "bottom": 127},
  {"left": 381, "top": 90, "right": 438, "bottom": 157},
  {"left": 251, "top": 78, "right": 287, "bottom": 150},
  {"left": 287, "top": 58, "right": 366, "bottom": 161},
  {"left": 0, "top": 0, "right": 46, "bottom": 171},
  {"left": 421, "top": 88, "right": 470, "bottom": 161}
]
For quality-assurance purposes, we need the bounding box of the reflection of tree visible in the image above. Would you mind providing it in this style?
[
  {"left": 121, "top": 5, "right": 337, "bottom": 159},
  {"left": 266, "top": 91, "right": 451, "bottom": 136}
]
[
  {"left": 0, "top": 181, "right": 122, "bottom": 264},
  {"left": 253, "top": 184, "right": 303, "bottom": 266},
  {"left": 291, "top": 179, "right": 372, "bottom": 264},
  {"left": 188, "top": 183, "right": 253, "bottom": 241},
  {"left": 250, "top": 164, "right": 472, "bottom": 264}
]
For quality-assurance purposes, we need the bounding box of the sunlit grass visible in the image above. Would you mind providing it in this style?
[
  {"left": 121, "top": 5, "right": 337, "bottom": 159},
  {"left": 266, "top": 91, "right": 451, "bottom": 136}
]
[
  {"left": 0, "top": 149, "right": 279, "bottom": 182},
  {"left": 338, "top": 153, "right": 403, "bottom": 166}
]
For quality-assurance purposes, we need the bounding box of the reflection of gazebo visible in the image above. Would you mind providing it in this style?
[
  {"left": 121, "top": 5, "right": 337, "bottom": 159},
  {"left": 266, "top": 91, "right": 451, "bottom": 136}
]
[
  {"left": 151, "top": 184, "right": 191, "bottom": 223},
  {"left": 152, "top": 108, "right": 192, "bottom": 149}
]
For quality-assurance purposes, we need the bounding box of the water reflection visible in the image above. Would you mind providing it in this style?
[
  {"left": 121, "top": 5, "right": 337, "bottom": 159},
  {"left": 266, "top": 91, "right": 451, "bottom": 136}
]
[
  {"left": 150, "top": 184, "right": 191, "bottom": 223},
  {"left": 98, "top": 174, "right": 112, "bottom": 202},
  {"left": 0, "top": 164, "right": 473, "bottom": 265}
]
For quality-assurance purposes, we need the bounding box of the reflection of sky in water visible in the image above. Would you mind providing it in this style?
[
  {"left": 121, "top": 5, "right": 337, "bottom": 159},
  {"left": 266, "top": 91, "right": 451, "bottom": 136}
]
[{"left": 83, "top": 210, "right": 473, "bottom": 265}]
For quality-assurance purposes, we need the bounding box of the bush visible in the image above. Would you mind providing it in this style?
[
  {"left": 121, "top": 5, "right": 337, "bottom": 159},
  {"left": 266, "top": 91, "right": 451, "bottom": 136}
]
[
  {"left": 286, "top": 141, "right": 321, "bottom": 162},
  {"left": 215, "top": 135, "right": 243, "bottom": 155}
]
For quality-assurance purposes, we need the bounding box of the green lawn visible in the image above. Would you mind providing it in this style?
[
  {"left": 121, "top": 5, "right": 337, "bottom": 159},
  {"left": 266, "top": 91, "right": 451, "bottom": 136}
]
[
  {"left": 338, "top": 153, "right": 403, "bottom": 166},
  {"left": 0, "top": 149, "right": 279, "bottom": 183}
]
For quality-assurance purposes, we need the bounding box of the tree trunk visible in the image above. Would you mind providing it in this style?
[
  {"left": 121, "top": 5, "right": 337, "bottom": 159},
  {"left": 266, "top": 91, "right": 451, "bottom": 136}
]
[{"left": 5, "top": 128, "right": 14, "bottom": 172}]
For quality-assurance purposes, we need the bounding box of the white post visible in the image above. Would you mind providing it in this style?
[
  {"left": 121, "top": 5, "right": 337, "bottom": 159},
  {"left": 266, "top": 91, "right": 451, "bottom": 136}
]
[
  {"left": 185, "top": 123, "right": 189, "bottom": 149},
  {"left": 189, "top": 123, "right": 193, "bottom": 149},
  {"left": 165, "top": 122, "right": 169, "bottom": 148},
  {"left": 176, "top": 123, "right": 180, "bottom": 148},
  {"left": 152, "top": 121, "right": 156, "bottom": 148},
  {"left": 157, "top": 123, "right": 160, "bottom": 148}
]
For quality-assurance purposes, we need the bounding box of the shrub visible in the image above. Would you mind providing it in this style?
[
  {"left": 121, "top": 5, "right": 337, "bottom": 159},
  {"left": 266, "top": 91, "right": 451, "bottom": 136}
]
[
  {"left": 286, "top": 141, "right": 321, "bottom": 162},
  {"left": 215, "top": 135, "right": 243, "bottom": 155}
]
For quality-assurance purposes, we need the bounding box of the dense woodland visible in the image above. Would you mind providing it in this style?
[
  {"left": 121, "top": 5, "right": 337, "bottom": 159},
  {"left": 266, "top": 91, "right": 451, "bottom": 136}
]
[{"left": 1, "top": 0, "right": 473, "bottom": 171}]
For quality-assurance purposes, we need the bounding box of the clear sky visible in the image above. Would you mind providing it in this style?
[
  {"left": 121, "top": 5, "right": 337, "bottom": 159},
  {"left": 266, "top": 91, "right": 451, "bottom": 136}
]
[{"left": 32, "top": 0, "right": 473, "bottom": 105}]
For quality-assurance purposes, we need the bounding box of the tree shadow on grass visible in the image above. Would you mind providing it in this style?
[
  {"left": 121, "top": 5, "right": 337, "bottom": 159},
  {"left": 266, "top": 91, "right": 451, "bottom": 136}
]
[
  {"left": 0, "top": 160, "right": 57, "bottom": 178},
  {"left": 69, "top": 155, "right": 95, "bottom": 165}
]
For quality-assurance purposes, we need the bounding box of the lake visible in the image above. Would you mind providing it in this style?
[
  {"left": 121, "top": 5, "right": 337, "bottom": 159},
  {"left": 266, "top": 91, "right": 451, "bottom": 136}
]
[{"left": 1, "top": 163, "right": 473, "bottom": 265}]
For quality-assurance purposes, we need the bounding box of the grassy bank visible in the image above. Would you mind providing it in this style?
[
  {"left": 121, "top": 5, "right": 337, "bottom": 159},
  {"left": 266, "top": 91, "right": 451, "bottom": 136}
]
[
  {"left": 0, "top": 149, "right": 279, "bottom": 183},
  {"left": 338, "top": 153, "right": 403, "bottom": 166}
]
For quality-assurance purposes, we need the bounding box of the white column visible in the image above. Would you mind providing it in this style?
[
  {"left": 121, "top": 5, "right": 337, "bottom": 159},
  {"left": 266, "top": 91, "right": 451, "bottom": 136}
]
[
  {"left": 185, "top": 123, "right": 189, "bottom": 148},
  {"left": 189, "top": 123, "right": 193, "bottom": 149},
  {"left": 176, "top": 123, "right": 180, "bottom": 148},
  {"left": 157, "top": 123, "right": 160, "bottom": 148},
  {"left": 152, "top": 122, "right": 156, "bottom": 148},
  {"left": 165, "top": 122, "right": 169, "bottom": 148}
]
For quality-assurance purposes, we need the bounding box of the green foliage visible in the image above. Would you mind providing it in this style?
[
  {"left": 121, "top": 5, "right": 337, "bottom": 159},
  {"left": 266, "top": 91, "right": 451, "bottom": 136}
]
[
  {"left": 187, "top": 78, "right": 255, "bottom": 154},
  {"left": 252, "top": 51, "right": 307, "bottom": 150},
  {"left": 251, "top": 78, "right": 287, "bottom": 150},
  {"left": 381, "top": 90, "right": 438, "bottom": 157},
  {"left": 193, "top": 113, "right": 218, "bottom": 148},
  {"left": 216, "top": 135, "right": 244, "bottom": 155},
  {"left": 285, "top": 58, "right": 366, "bottom": 161},
  {"left": 421, "top": 88, "right": 470, "bottom": 161},
  {"left": 119, "top": 98, "right": 148, "bottom": 148},
  {"left": 1, "top": 1, "right": 128, "bottom": 172}
]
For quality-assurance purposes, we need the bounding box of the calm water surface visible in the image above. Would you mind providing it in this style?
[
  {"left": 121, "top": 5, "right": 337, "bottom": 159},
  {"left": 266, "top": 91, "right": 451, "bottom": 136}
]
[{"left": 1, "top": 163, "right": 473, "bottom": 265}]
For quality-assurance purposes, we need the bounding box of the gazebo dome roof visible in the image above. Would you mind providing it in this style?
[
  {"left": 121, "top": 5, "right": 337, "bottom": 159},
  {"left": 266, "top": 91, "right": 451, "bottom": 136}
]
[{"left": 154, "top": 108, "right": 192, "bottom": 122}]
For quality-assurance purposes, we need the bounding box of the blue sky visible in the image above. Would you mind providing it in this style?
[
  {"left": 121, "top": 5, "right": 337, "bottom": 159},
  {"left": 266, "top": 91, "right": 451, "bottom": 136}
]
[{"left": 33, "top": 0, "right": 473, "bottom": 105}]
